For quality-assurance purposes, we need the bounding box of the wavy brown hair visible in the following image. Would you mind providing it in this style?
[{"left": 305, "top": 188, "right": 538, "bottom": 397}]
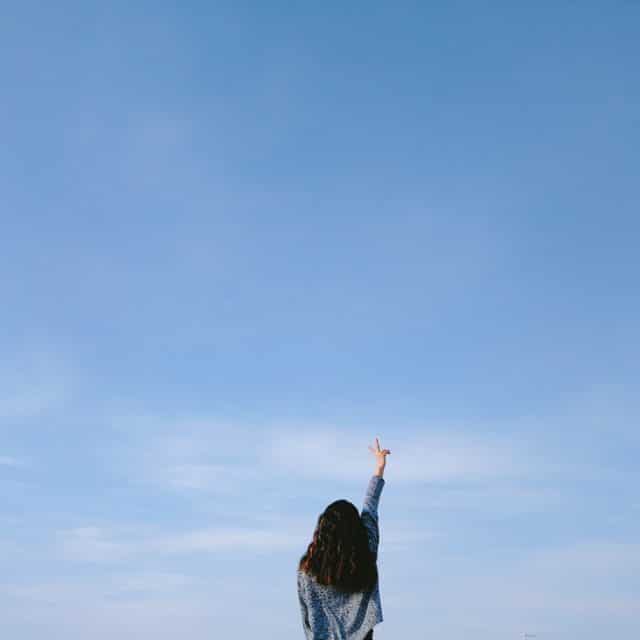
[{"left": 298, "top": 499, "right": 378, "bottom": 592}]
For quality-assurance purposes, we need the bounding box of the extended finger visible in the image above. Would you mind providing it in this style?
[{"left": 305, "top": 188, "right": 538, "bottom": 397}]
[{"left": 375, "top": 437, "right": 381, "bottom": 452}]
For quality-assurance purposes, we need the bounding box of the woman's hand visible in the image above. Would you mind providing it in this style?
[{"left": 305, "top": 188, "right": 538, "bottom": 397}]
[{"left": 368, "top": 437, "right": 391, "bottom": 477}]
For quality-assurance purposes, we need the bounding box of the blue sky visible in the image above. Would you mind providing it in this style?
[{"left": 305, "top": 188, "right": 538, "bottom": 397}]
[{"left": 1, "top": 2, "right": 639, "bottom": 638}]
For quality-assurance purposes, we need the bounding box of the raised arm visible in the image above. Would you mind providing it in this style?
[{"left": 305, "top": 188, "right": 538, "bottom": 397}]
[{"left": 361, "top": 437, "right": 391, "bottom": 555}]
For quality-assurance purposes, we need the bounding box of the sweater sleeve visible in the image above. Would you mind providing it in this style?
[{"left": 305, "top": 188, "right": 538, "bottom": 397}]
[
  {"left": 360, "top": 475, "right": 385, "bottom": 555},
  {"left": 297, "top": 570, "right": 312, "bottom": 639}
]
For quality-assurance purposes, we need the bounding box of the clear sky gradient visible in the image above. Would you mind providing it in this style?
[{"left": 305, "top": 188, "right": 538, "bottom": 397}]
[{"left": 1, "top": 2, "right": 639, "bottom": 639}]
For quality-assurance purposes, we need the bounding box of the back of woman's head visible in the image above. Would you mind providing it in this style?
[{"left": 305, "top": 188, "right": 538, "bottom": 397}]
[{"left": 298, "top": 499, "right": 378, "bottom": 592}]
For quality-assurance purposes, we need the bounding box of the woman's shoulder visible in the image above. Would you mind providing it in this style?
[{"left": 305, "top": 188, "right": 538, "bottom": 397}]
[
  {"left": 297, "top": 568, "right": 311, "bottom": 584},
  {"left": 297, "top": 568, "right": 316, "bottom": 582},
  {"left": 297, "top": 569, "right": 325, "bottom": 591}
]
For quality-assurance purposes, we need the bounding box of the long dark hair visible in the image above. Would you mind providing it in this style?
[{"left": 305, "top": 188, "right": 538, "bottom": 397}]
[{"left": 298, "top": 499, "right": 378, "bottom": 592}]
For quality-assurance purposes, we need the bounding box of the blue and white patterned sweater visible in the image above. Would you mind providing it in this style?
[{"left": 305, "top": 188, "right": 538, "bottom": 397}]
[{"left": 297, "top": 475, "right": 385, "bottom": 640}]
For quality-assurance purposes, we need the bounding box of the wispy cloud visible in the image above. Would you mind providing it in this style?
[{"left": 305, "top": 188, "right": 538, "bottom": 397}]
[
  {"left": 266, "top": 425, "right": 534, "bottom": 484},
  {"left": 382, "top": 539, "right": 640, "bottom": 639},
  {"left": 0, "top": 352, "right": 73, "bottom": 420},
  {"left": 163, "top": 462, "right": 259, "bottom": 491},
  {"left": 0, "top": 571, "right": 200, "bottom": 603},
  {"left": 107, "top": 417, "right": 262, "bottom": 494},
  {"left": 392, "top": 484, "right": 565, "bottom": 515},
  {"left": 0, "top": 571, "right": 292, "bottom": 640},
  {"left": 462, "top": 542, "right": 640, "bottom": 620},
  {"left": 56, "top": 526, "right": 134, "bottom": 564},
  {"left": 55, "top": 521, "right": 307, "bottom": 564},
  {"left": 112, "top": 415, "right": 540, "bottom": 490},
  {"left": 0, "top": 383, "right": 67, "bottom": 420},
  {"left": 151, "top": 528, "right": 304, "bottom": 554},
  {"left": 0, "top": 456, "right": 22, "bottom": 467}
]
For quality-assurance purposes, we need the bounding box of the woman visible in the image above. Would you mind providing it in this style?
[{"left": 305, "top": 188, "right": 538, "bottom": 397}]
[{"left": 297, "top": 437, "right": 391, "bottom": 640}]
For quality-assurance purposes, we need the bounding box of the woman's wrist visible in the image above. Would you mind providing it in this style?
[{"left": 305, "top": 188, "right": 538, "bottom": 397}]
[{"left": 374, "top": 464, "right": 385, "bottom": 478}]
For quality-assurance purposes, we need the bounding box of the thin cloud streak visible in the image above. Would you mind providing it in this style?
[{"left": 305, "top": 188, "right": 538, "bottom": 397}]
[
  {"left": 266, "top": 426, "right": 534, "bottom": 483},
  {"left": 55, "top": 522, "right": 308, "bottom": 564},
  {"left": 113, "top": 416, "right": 543, "bottom": 490},
  {"left": 0, "top": 456, "right": 22, "bottom": 467},
  {"left": 0, "top": 352, "right": 73, "bottom": 421}
]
